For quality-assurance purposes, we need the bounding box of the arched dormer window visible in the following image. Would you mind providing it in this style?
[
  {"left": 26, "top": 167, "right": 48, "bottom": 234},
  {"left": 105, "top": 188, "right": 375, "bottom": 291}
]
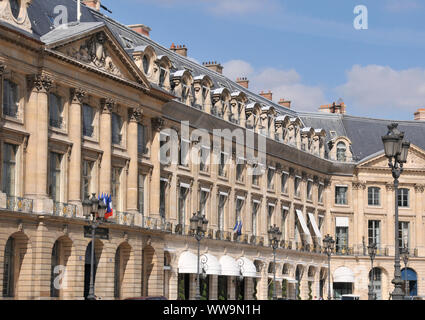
[
  {"left": 274, "top": 115, "right": 289, "bottom": 142},
  {"left": 133, "top": 45, "right": 157, "bottom": 80},
  {"left": 171, "top": 69, "right": 193, "bottom": 106},
  {"left": 336, "top": 142, "right": 347, "bottom": 162},
  {"left": 330, "top": 136, "right": 352, "bottom": 162},
  {"left": 193, "top": 75, "right": 213, "bottom": 112},
  {"left": 301, "top": 127, "right": 314, "bottom": 152},
  {"left": 313, "top": 129, "right": 326, "bottom": 157},
  {"left": 156, "top": 55, "right": 172, "bottom": 91},
  {"left": 245, "top": 102, "right": 261, "bottom": 132},
  {"left": 211, "top": 88, "right": 231, "bottom": 119},
  {"left": 288, "top": 117, "right": 302, "bottom": 147},
  {"left": 230, "top": 91, "right": 247, "bottom": 126}
]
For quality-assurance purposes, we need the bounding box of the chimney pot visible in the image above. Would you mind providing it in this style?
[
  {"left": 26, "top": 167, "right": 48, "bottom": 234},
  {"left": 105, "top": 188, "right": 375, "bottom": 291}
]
[
  {"left": 414, "top": 108, "right": 425, "bottom": 121},
  {"left": 170, "top": 43, "right": 188, "bottom": 57},
  {"left": 236, "top": 77, "right": 249, "bottom": 89},
  {"left": 83, "top": 0, "right": 101, "bottom": 11},
  {"left": 259, "top": 91, "right": 273, "bottom": 101}
]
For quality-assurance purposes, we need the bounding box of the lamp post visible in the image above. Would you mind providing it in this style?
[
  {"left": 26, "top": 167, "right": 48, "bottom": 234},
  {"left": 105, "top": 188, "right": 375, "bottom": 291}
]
[
  {"left": 82, "top": 193, "right": 107, "bottom": 301},
  {"left": 323, "top": 234, "right": 335, "bottom": 300},
  {"left": 401, "top": 245, "right": 409, "bottom": 299},
  {"left": 367, "top": 242, "right": 377, "bottom": 300},
  {"left": 268, "top": 224, "right": 282, "bottom": 300},
  {"left": 381, "top": 123, "right": 410, "bottom": 300},
  {"left": 190, "top": 211, "right": 208, "bottom": 300}
]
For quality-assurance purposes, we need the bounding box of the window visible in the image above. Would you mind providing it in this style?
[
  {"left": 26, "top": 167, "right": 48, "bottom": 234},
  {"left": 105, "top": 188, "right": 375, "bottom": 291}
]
[
  {"left": 82, "top": 160, "right": 93, "bottom": 200},
  {"left": 335, "top": 226, "right": 348, "bottom": 253},
  {"left": 199, "top": 189, "right": 209, "bottom": 216},
  {"left": 307, "top": 180, "right": 313, "bottom": 201},
  {"left": 178, "top": 186, "right": 189, "bottom": 226},
  {"left": 3, "top": 237, "right": 14, "bottom": 297},
  {"left": 252, "top": 164, "right": 259, "bottom": 186},
  {"left": 111, "top": 167, "right": 122, "bottom": 211},
  {"left": 179, "top": 139, "right": 190, "bottom": 167},
  {"left": 3, "top": 79, "right": 18, "bottom": 118},
  {"left": 199, "top": 145, "right": 210, "bottom": 172},
  {"left": 368, "top": 220, "right": 381, "bottom": 247},
  {"left": 160, "top": 179, "right": 167, "bottom": 218},
  {"left": 368, "top": 187, "right": 380, "bottom": 206},
  {"left": 294, "top": 176, "right": 301, "bottom": 198},
  {"left": 49, "top": 93, "right": 63, "bottom": 128},
  {"left": 252, "top": 201, "right": 260, "bottom": 237},
  {"left": 49, "top": 152, "right": 62, "bottom": 202},
  {"left": 336, "top": 142, "right": 347, "bottom": 162},
  {"left": 138, "top": 173, "right": 146, "bottom": 215},
  {"left": 82, "top": 104, "right": 95, "bottom": 137},
  {"left": 398, "top": 221, "right": 410, "bottom": 250},
  {"left": 219, "top": 152, "right": 227, "bottom": 177},
  {"left": 142, "top": 55, "right": 150, "bottom": 74},
  {"left": 112, "top": 113, "right": 123, "bottom": 145},
  {"left": 236, "top": 159, "right": 244, "bottom": 182},
  {"left": 281, "top": 172, "right": 288, "bottom": 194},
  {"left": 267, "top": 204, "right": 275, "bottom": 229},
  {"left": 235, "top": 197, "right": 244, "bottom": 228},
  {"left": 159, "top": 67, "right": 167, "bottom": 88},
  {"left": 267, "top": 167, "right": 275, "bottom": 190},
  {"left": 398, "top": 188, "right": 409, "bottom": 207},
  {"left": 218, "top": 193, "right": 227, "bottom": 232},
  {"left": 2, "top": 143, "right": 17, "bottom": 196},
  {"left": 335, "top": 186, "right": 348, "bottom": 205},
  {"left": 137, "top": 124, "right": 147, "bottom": 155},
  {"left": 318, "top": 183, "right": 324, "bottom": 203},
  {"left": 281, "top": 207, "right": 289, "bottom": 240}
]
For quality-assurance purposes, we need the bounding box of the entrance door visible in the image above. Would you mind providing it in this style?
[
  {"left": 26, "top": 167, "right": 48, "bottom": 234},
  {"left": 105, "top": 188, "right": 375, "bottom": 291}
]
[
  {"left": 369, "top": 268, "right": 382, "bottom": 300},
  {"left": 333, "top": 283, "right": 352, "bottom": 299},
  {"left": 401, "top": 268, "right": 418, "bottom": 296},
  {"left": 84, "top": 241, "right": 98, "bottom": 299}
]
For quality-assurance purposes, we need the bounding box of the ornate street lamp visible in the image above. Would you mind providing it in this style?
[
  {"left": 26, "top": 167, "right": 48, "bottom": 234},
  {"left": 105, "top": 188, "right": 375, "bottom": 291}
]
[
  {"left": 190, "top": 211, "right": 208, "bottom": 300},
  {"left": 382, "top": 123, "right": 410, "bottom": 300},
  {"left": 323, "top": 234, "right": 335, "bottom": 300},
  {"left": 82, "top": 193, "right": 107, "bottom": 300},
  {"left": 401, "top": 245, "right": 409, "bottom": 299},
  {"left": 368, "top": 242, "right": 377, "bottom": 300},
  {"left": 268, "top": 224, "right": 282, "bottom": 300}
]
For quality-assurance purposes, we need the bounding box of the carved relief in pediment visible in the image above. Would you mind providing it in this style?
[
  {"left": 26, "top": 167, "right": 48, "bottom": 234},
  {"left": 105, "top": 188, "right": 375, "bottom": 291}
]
[
  {"left": 0, "top": 0, "right": 32, "bottom": 33},
  {"left": 62, "top": 32, "right": 123, "bottom": 78}
]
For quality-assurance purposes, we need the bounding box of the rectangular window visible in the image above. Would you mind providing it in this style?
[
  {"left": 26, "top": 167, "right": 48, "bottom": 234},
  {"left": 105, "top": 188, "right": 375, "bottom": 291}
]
[
  {"left": 3, "top": 79, "right": 18, "bottom": 118},
  {"left": 318, "top": 183, "right": 324, "bottom": 203},
  {"left": 335, "top": 226, "right": 348, "bottom": 253},
  {"left": 294, "top": 176, "right": 301, "bottom": 198},
  {"left": 82, "top": 160, "right": 94, "bottom": 200},
  {"left": 335, "top": 186, "right": 348, "bottom": 205},
  {"left": 111, "top": 167, "right": 122, "bottom": 211},
  {"left": 398, "top": 188, "right": 409, "bottom": 207},
  {"left": 368, "top": 187, "right": 381, "bottom": 206},
  {"left": 236, "top": 159, "right": 244, "bottom": 182},
  {"left": 137, "top": 124, "right": 147, "bottom": 155},
  {"left": 112, "top": 113, "right": 123, "bottom": 145},
  {"left": 200, "top": 144, "right": 210, "bottom": 173},
  {"left": 307, "top": 180, "right": 313, "bottom": 201},
  {"left": 49, "top": 93, "right": 63, "bottom": 128},
  {"left": 159, "top": 68, "right": 167, "bottom": 87},
  {"left": 267, "top": 204, "right": 275, "bottom": 229},
  {"left": 138, "top": 173, "right": 146, "bottom": 215},
  {"left": 218, "top": 193, "right": 227, "bottom": 232},
  {"left": 267, "top": 167, "right": 275, "bottom": 190},
  {"left": 235, "top": 197, "right": 244, "bottom": 227},
  {"left": 398, "top": 221, "right": 410, "bottom": 250},
  {"left": 199, "top": 189, "right": 209, "bottom": 216},
  {"left": 252, "top": 201, "right": 260, "bottom": 237},
  {"left": 82, "top": 104, "right": 94, "bottom": 137},
  {"left": 178, "top": 186, "right": 189, "bottom": 226},
  {"left": 160, "top": 132, "right": 170, "bottom": 165},
  {"left": 252, "top": 164, "right": 259, "bottom": 186},
  {"left": 160, "top": 179, "right": 167, "bottom": 218},
  {"left": 368, "top": 220, "right": 381, "bottom": 247},
  {"left": 281, "top": 172, "right": 288, "bottom": 194},
  {"left": 49, "top": 152, "right": 62, "bottom": 202},
  {"left": 219, "top": 152, "right": 227, "bottom": 177},
  {"left": 281, "top": 207, "right": 289, "bottom": 240},
  {"left": 2, "top": 143, "right": 17, "bottom": 196},
  {"left": 179, "top": 139, "right": 190, "bottom": 167}
]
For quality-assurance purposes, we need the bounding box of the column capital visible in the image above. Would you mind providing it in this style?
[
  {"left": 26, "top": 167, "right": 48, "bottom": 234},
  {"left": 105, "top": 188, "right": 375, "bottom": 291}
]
[
  {"left": 100, "top": 98, "right": 116, "bottom": 114},
  {"left": 414, "top": 184, "right": 425, "bottom": 193},
  {"left": 129, "top": 106, "right": 143, "bottom": 123},
  {"left": 70, "top": 88, "right": 87, "bottom": 104},
  {"left": 27, "top": 74, "right": 53, "bottom": 93},
  {"left": 0, "top": 63, "right": 5, "bottom": 76},
  {"left": 151, "top": 117, "right": 165, "bottom": 131},
  {"left": 386, "top": 183, "right": 395, "bottom": 191},
  {"left": 352, "top": 181, "right": 366, "bottom": 190}
]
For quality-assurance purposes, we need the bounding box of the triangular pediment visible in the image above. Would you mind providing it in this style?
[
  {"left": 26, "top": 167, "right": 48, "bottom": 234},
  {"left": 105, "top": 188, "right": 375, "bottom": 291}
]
[
  {"left": 41, "top": 22, "right": 150, "bottom": 90},
  {"left": 358, "top": 144, "right": 425, "bottom": 170}
]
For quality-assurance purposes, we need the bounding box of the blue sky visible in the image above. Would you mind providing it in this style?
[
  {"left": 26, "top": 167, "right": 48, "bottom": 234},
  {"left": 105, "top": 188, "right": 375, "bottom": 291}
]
[{"left": 98, "top": 0, "right": 425, "bottom": 120}]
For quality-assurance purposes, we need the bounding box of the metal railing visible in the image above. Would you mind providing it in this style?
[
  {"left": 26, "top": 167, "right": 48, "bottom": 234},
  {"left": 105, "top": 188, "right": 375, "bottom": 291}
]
[
  {"left": 53, "top": 202, "right": 77, "bottom": 218},
  {"left": 6, "top": 196, "right": 33, "bottom": 213}
]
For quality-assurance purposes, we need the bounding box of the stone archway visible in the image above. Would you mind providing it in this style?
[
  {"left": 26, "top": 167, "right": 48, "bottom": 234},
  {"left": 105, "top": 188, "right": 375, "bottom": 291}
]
[
  {"left": 84, "top": 239, "right": 104, "bottom": 299},
  {"left": 50, "top": 236, "right": 73, "bottom": 299},
  {"left": 143, "top": 245, "right": 159, "bottom": 297},
  {"left": 114, "top": 242, "right": 132, "bottom": 300}
]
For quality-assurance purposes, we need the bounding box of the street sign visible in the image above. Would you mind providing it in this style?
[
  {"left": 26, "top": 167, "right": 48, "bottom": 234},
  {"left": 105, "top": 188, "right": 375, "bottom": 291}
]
[{"left": 84, "top": 226, "right": 109, "bottom": 240}]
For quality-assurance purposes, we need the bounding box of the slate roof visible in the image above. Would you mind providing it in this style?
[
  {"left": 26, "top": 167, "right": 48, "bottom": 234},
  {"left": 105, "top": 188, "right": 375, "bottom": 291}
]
[{"left": 20, "top": 0, "right": 425, "bottom": 162}]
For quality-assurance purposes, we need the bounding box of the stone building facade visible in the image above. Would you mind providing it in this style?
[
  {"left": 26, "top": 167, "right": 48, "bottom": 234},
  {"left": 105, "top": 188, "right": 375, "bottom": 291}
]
[{"left": 0, "top": 0, "right": 424, "bottom": 300}]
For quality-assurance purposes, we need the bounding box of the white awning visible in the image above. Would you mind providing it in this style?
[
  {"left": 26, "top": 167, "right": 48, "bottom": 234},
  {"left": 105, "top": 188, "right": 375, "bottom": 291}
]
[
  {"left": 201, "top": 187, "right": 210, "bottom": 193},
  {"left": 333, "top": 267, "right": 355, "bottom": 283},
  {"left": 200, "top": 253, "right": 221, "bottom": 275},
  {"left": 178, "top": 251, "right": 199, "bottom": 274},
  {"left": 219, "top": 255, "right": 240, "bottom": 276},
  {"left": 180, "top": 182, "right": 191, "bottom": 189},
  {"left": 336, "top": 217, "right": 349, "bottom": 227},
  {"left": 308, "top": 212, "right": 322, "bottom": 239},
  {"left": 237, "top": 257, "right": 257, "bottom": 278},
  {"left": 295, "top": 209, "right": 312, "bottom": 243}
]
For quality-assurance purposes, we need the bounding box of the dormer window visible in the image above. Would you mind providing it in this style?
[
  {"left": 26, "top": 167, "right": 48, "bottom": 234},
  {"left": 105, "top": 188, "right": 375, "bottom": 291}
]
[
  {"left": 336, "top": 142, "right": 347, "bottom": 162},
  {"left": 10, "top": 0, "right": 20, "bottom": 19},
  {"left": 142, "top": 55, "right": 150, "bottom": 74},
  {"left": 159, "top": 67, "right": 167, "bottom": 87}
]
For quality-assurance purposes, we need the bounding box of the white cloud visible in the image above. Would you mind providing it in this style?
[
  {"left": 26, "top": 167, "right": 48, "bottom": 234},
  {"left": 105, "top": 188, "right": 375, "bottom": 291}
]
[
  {"left": 335, "top": 65, "right": 425, "bottom": 114},
  {"left": 223, "top": 59, "right": 327, "bottom": 111}
]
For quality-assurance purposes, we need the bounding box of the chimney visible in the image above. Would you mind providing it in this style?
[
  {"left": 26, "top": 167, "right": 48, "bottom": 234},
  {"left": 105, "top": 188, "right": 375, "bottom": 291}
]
[
  {"left": 414, "top": 108, "right": 425, "bottom": 121},
  {"left": 278, "top": 98, "right": 291, "bottom": 109},
  {"left": 83, "top": 0, "right": 101, "bottom": 11},
  {"left": 259, "top": 90, "right": 273, "bottom": 101},
  {"left": 202, "top": 61, "right": 223, "bottom": 74},
  {"left": 170, "top": 43, "right": 188, "bottom": 57},
  {"left": 319, "top": 100, "right": 346, "bottom": 114},
  {"left": 236, "top": 77, "right": 249, "bottom": 89},
  {"left": 128, "top": 24, "right": 151, "bottom": 38}
]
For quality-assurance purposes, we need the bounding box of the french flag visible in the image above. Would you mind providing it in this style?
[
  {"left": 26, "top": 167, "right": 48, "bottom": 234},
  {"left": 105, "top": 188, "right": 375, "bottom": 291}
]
[{"left": 99, "top": 193, "right": 113, "bottom": 220}]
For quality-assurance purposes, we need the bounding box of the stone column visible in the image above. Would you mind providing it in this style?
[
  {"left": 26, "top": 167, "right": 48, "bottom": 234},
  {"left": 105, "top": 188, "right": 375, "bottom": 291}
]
[
  {"left": 25, "top": 74, "right": 53, "bottom": 213},
  {"left": 414, "top": 184, "right": 424, "bottom": 255},
  {"left": 127, "top": 107, "right": 143, "bottom": 217},
  {"left": 150, "top": 117, "right": 165, "bottom": 219},
  {"left": 68, "top": 89, "right": 86, "bottom": 205},
  {"left": 168, "top": 270, "right": 179, "bottom": 300},
  {"left": 32, "top": 220, "right": 52, "bottom": 299},
  {"left": 99, "top": 98, "right": 114, "bottom": 195},
  {"left": 210, "top": 275, "right": 218, "bottom": 300}
]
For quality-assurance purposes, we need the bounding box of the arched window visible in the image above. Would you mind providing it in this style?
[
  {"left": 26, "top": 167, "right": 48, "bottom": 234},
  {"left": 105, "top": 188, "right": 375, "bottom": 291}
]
[
  {"left": 336, "top": 142, "right": 347, "bottom": 162},
  {"left": 3, "top": 237, "right": 15, "bottom": 297},
  {"left": 369, "top": 268, "right": 382, "bottom": 300}
]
